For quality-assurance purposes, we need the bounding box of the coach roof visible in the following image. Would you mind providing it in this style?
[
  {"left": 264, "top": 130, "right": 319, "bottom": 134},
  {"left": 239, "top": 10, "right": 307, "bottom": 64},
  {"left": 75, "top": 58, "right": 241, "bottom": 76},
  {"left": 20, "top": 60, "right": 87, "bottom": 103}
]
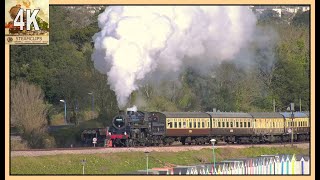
[
  {"left": 249, "top": 112, "right": 283, "bottom": 118},
  {"left": 161, "top": 112, "right": 210, "bottom": 118},
  {"left": 207, "top": 112, "right": 252, "bottom": 118},
  {"left": 279, "top": 112, "right": 309, "bottom": 118}
]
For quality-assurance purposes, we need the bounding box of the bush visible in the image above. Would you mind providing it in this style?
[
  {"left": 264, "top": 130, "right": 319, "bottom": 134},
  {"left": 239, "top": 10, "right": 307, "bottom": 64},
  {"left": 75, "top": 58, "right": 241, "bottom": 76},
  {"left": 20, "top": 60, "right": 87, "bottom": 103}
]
[{"left": 11, "top": 138, "right": 29, "bottom": 150}]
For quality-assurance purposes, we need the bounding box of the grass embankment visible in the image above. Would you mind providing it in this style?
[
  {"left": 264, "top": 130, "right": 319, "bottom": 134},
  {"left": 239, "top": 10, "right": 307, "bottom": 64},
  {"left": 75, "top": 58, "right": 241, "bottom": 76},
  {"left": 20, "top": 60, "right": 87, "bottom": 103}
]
[{"left": 11, "top": 146, "right": 309, "bottom": 175}]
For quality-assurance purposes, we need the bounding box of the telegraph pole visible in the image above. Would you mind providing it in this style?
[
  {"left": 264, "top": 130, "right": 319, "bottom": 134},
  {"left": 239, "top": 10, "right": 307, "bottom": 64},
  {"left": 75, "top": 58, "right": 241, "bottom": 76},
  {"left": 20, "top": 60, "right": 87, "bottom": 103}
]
[{"left": 290, "top": 103, "right": 294, "bottom": 147}]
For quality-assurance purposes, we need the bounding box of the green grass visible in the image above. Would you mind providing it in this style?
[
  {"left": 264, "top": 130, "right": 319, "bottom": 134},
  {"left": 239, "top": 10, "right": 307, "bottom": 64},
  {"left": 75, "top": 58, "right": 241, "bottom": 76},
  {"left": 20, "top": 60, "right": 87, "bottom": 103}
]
[{"left": 11, "top": 146, "right": 309, "bottom": 175}]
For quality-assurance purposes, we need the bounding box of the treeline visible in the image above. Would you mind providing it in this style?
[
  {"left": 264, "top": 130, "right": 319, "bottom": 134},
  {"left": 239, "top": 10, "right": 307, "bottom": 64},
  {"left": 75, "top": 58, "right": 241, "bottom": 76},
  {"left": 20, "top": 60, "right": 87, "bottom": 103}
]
[
  {"left": 10, "top": 7, "right": 310, "bottom": 148},
  {"left": 130, "top": 9, "right": 310, "bottom": 113}
]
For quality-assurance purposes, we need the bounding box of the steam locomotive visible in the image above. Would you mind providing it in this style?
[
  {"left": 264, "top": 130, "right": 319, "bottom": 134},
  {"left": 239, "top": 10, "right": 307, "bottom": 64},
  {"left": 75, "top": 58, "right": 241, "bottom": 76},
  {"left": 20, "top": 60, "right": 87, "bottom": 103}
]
[{"left": 104, "top": 110, "right": 310, "bottom": 147}]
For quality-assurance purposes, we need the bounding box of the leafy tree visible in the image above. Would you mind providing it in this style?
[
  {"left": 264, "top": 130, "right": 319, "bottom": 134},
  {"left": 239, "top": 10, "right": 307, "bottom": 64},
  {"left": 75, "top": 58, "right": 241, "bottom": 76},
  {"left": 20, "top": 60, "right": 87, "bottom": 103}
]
[{"left": 292, "top": 10, "right": 310, "bottom": 27}]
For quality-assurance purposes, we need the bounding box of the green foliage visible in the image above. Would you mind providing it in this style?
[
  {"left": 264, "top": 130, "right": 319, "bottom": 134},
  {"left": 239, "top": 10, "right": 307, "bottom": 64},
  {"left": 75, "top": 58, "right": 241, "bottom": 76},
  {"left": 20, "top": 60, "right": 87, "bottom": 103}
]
[
  {"left": 257, "top": 9, "right": 282, "bottom": 25},
  {"left": 292, "top": 10, "right": 310, "bottom": 27}
]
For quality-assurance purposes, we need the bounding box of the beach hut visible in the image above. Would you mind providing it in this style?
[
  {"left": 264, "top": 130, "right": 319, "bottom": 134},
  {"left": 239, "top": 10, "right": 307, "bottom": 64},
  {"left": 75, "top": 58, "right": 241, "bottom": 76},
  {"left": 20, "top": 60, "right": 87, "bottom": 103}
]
[
  {"left": 248, "top": 158, "right": 254, "bottom": 175},
  {"left": 274, "top": 155, "right": 281, "bottom": 175},
  {"left": 303, "top": 156, "right": 310, "bottom": 175},
  {"left": 202, "top": 164, "right": 211, "bottom": 175},
  {"left": 222, "top": 163, "right": 228, "bottom": 175},
  {"left": 284, "top": 154, "right": 292, "bottom": 174},
  {"left": 295, "top": 155, "right": 310, "bottom": 175},
  {"left": 226, "top": 163, "right": 232, "bottom": 175},
  {"left": 279, "top": 155, "right": 286, "bottom": 175},
  {"left": 240, "top": 161, "right": 246, "bottom": 175},
  {"left": 288, "top": 154, "right": 295, "bottom": 174}
]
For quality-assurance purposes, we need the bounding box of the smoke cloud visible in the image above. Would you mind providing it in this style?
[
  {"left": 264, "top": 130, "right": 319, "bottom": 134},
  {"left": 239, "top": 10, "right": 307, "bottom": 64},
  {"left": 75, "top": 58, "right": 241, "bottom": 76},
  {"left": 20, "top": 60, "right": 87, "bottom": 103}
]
[{"left": 92, "top": 6, "right": 258, "bottom": 108}]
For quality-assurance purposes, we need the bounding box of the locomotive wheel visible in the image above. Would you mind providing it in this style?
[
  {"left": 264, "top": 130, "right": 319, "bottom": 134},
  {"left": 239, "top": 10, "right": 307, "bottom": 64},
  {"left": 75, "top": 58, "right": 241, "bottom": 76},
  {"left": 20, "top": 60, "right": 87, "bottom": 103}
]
[
  {"left": 131, "top": 140, "right": 136, "bottom": 147},
  {"left": 128, "top": 139, "right": 133, "bottom": 147},
  {"left": 125, "top": 139, "right": 129, "bottom": 147}
]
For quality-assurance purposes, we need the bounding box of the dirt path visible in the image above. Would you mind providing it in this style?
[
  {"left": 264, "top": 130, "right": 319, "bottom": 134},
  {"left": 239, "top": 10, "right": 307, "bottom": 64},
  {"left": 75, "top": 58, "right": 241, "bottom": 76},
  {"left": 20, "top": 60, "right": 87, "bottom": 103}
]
[{"left": 10, "top": 143, "right": 309, "bottom": 157}]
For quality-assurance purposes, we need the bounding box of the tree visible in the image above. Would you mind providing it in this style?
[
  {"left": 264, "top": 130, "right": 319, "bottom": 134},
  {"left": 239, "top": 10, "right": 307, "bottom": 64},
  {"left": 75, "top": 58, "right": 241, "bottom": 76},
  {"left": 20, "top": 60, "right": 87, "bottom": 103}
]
[
  {"left": 10, "top": 81, "right": 54, "bottom": 148},
  {"left": 292, "top": 10, "right": 310, "bottom": 27}
]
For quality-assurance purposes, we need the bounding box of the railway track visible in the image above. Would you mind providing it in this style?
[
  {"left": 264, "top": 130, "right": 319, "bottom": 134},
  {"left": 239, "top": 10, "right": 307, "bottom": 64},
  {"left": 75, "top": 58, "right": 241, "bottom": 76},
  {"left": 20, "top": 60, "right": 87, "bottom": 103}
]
[{"left": 10, "top": 142, "right": 309, "bottom": 157}]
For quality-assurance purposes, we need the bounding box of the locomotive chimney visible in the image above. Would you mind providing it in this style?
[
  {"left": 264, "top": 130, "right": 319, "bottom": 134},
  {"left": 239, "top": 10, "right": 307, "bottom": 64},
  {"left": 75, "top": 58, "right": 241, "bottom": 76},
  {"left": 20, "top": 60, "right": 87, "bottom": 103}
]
[{"left": 119, "top": 110, "right": 125, "bottom": 115}]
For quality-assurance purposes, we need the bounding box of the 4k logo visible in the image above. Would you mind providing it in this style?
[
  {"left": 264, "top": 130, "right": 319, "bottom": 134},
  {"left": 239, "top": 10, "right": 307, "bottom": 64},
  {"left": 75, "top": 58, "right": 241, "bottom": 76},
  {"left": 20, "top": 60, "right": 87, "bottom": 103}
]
[{"left": 13, "top": 8, "right": 40, "bottom": 31}]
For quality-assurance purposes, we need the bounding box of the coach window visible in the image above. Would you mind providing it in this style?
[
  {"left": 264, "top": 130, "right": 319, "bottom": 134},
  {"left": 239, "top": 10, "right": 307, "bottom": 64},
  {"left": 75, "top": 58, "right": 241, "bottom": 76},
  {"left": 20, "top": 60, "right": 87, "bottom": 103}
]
[
  {"left": 194, "top": 121, "right": 197, "bottom": 128},
  {"left": 198, "top": 121, "right": 201, "bottom": 128},
  {"left": 222, "top": 121, "right": 225, "bottom": 127},
  {"left": 240, "top": 121, "right": 243, "bottom": 128},
  {"left": 202, "top": 122, "right": 205, "bottom": 128},
  {"left": 189, "top": 121, "right": 192, "bottom": 128},
  {"left": 236, "top": 121, "right": 239, "bottom": 128},
  {"left": 218, "top": 121, "right": 221, "bottom": 128},
  {"left": 272, "top": 120, "right": 274, "bottom": 128},
  {"left": 168, "top": 122, "right": 172, "bottom": 128},
  {"left": 230, "top": 121, "right": 233, "bottom": 128},
  {"left": 226, "top": 122, "right": 229, "bottom": 127},
  {"left": 248, "top": 121, "right": 251, "bottom": 128},
  {"left": 174, "top": 122, "right": 177, "bottom": 128},
  {"left": 183, "top": 122, "right": 186, "bottom": 128},
  {"left": 244, "top": 121, "right": 247, "bottom": 128},
  {"left": 179, "top": 121, "right": 182, "bottom": 128}
]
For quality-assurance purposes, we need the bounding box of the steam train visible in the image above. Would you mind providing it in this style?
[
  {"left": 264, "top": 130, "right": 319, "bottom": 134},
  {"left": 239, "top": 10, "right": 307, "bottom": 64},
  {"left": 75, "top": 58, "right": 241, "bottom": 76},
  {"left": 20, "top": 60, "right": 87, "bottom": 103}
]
[{"left": 100, "top": 110, "right": 310, "bottom": 147}]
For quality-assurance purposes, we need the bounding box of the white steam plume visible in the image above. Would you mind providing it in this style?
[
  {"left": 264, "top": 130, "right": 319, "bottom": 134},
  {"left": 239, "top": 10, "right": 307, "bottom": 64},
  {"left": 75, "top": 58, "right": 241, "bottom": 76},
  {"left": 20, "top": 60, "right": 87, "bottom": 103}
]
[
  {"left": 127, "top": 105, "right": 137, "bottom": 112},
  {"left": 92, "top": 6, "right": 257, "bottom": 108}
]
